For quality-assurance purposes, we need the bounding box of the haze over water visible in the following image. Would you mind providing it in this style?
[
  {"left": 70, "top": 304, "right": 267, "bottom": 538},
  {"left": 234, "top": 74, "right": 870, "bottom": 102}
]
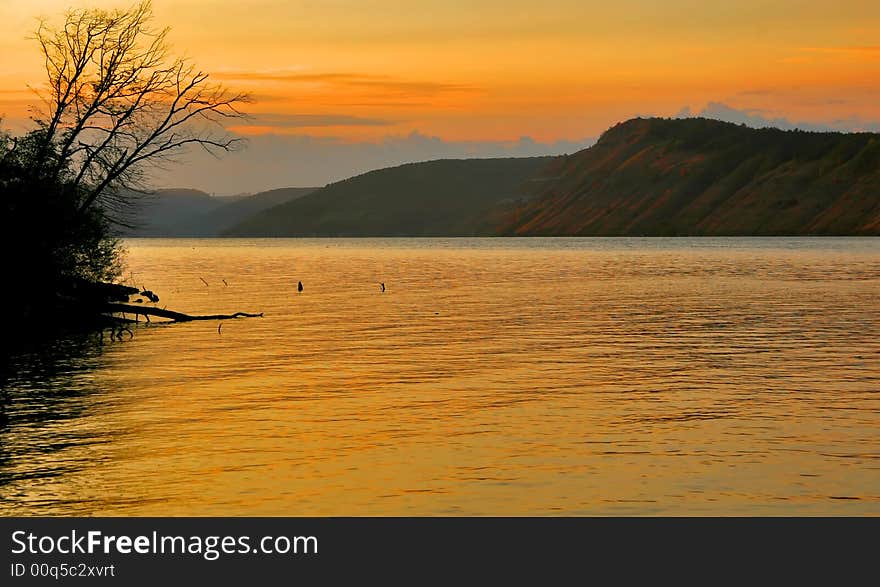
[{"left": 1, "top": 237, "right": 878, "bottom": 515}]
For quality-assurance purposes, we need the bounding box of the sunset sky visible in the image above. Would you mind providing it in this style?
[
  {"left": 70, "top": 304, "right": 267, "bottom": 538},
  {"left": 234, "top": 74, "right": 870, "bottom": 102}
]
[{"left": 1, "top": 0, "right": 879, "bottom": 192}]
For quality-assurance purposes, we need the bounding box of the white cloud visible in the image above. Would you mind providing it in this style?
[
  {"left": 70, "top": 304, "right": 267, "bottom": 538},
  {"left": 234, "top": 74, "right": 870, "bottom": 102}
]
[
  {"left": 675, "top": 101, "right": 880, "bottom": 133},
  {"left": 149, "top": 131, "right": 595, "bottom": 195}
]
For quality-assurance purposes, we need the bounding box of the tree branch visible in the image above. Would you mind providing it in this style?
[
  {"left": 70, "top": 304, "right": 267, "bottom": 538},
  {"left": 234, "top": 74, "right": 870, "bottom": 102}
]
[
  {"left": 29, "top": 0, "right": 249, "bottom": 219},
  {"left": 103, "top": 303, "right": 263, "bottom": 322}
]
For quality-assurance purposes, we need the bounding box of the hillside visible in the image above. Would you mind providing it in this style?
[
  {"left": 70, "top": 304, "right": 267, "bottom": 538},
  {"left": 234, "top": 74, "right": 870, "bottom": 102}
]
[
  {"left": 501, "top": 117, "right": 880, "bottom": 236},
  {"left": 117, "top": 188, "right": 222, "bottom": 236},
  {"left": 166, "top": 187, "right": 316, "bottom": 236},
  {"left": 123, "top": 187, "right": 316, "bottom": 236},
  {"left": 224, "top": 157, "right": 557, "bottom": 237}
]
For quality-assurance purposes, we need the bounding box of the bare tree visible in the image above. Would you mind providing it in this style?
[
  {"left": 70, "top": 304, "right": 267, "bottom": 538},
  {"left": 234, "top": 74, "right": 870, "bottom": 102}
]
[{"left": 31, "top": 0, "right": 248, "bottom": 221}]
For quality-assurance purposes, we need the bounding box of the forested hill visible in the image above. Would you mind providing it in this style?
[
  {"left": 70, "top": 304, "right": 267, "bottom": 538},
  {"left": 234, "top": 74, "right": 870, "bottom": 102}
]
[
  {"left": 224, "top": 157, "right": 557, "bottom": 237},
  {"left": 500, "top": 117, "right": 880, "bottom": 236}
]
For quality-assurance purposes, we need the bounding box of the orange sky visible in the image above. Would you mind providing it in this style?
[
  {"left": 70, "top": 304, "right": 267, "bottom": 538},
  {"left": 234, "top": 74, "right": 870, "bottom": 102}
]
[{"left": 1, "top": 0, "right": 879, "bottom": 143}]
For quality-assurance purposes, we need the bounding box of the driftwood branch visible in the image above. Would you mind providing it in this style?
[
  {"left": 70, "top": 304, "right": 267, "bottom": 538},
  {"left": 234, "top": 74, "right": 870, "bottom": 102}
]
[{"left": 103, "top": 303, "right": 262, "bottom": 322}]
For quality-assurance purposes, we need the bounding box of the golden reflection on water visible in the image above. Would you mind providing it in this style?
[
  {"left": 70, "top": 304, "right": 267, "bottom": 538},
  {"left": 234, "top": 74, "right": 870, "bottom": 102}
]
[{"left": 1, "top": 238, "right": 878, "bottom": 515}]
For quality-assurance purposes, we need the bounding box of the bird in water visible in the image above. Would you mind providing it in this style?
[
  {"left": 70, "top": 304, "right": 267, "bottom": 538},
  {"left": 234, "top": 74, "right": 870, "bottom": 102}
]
[
  {"left": 379, "top": 282, "right": 386, "bottom": 292},
  {"left": 297, "top": 281, "right": 303, "bottom": 293}
]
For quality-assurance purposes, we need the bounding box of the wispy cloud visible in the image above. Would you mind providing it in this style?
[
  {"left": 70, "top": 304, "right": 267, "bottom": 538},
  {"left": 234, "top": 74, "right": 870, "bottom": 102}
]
[
  {"left": 734, "top": 89, "right": 852, "bottom": 106},
  {"left": 215, "top": 71, "right": 359, "bottom": 82},
  {"left": 213, "top": 70, "right": 478, "bottom": 96},
  {"left": 737, "top": 89, "right": 778, "bottom": 97},
  {"left": 233, "top": 112, "right": 393, "bottom": 130},
  {"left": 150, "top": 131, "right": 595, "bottom": 195},
  {"left": 785, "top": 45, "right": 880, "bottom": 64},
  {"left": 801, "top": 45, "right": 880, "bottom": 55},
  {"left": 674, "top": 102, "right": 880, "bottom": 133}
]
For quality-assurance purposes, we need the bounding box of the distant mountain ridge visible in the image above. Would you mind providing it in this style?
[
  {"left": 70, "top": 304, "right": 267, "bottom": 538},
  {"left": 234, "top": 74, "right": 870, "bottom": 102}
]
[
  {"left": 128, "top": 117, "right": 880, "bottom": 238},
  {"left": 121, "top": 187, "right": 316, "bottom": 236},
  {"left": 501, "top": 117, "right": 880, "bottom": 236},
  {"left": 224, "top": 157, "right": 557, "bottom": 237}
]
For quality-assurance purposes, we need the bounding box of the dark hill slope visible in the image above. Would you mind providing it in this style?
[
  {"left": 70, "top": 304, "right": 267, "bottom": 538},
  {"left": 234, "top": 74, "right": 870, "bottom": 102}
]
[
  {"left": 225, "top": 157, "right": 556, "bottom": 237},
  {"left": 502, "top": 117, "right": 880, "bottom": 236},
  {"left": 117, "top": 188, "right": 220, "bottom": 236}
]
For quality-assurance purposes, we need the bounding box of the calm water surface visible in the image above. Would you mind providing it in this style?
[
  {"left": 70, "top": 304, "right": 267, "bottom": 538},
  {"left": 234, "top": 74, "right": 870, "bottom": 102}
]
[{"left": 1, "top": 237, "right": 878, "bottom": 515}]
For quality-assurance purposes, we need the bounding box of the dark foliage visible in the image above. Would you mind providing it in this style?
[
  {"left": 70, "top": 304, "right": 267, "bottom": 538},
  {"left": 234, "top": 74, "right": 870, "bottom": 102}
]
[
  {"left": 1, "top": 1, "right": 245, "bottom": 333},
  {"left": 1, "top": 128, "right": 123, "bottom": 328}
]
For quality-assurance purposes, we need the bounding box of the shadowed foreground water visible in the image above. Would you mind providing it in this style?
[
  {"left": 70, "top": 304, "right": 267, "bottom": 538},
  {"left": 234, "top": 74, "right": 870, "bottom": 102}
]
[{"left": 1, "top": 237, "right": 878, "bottom": 515}]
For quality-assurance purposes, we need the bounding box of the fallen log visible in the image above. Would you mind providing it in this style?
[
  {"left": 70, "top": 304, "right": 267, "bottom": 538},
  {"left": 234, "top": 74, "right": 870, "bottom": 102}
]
[{"left": 103, "top": 303, "right": 263, "bottom": 323}]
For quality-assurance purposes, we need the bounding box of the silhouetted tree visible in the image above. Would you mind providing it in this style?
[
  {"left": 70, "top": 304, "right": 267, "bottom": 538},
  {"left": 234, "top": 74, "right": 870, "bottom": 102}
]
[
  {"left": 30, "top": 0, "right": 248, "bottom": 220},
  {"left": 1, "top": 1, "right": 247, "bottom": 331}
]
